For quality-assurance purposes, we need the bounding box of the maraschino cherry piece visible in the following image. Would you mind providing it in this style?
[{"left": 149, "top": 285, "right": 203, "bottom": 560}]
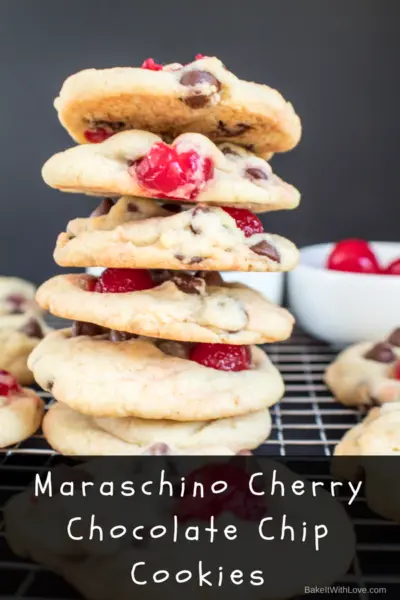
[
  {"left": 393, "top": 361, "right": 400, "bottom": 380},
  {"left": 141, "top": 58, "right": 163, "bottom": 71},
  {"left": 177, "top": 463, "right": 266, "bottom": 522},
  {"left": 133, "top": 142, "right": 214, "bottom": 200},
  {"left": 94, "top": 268, "right": 155, "bottom": 293},
  {"left": 0, "top": 370, "right": 21, "bottom": 397},
  {"left": 222, "top": 207, "right": 264, "bottom": 238},
  {"left": 189, "top": 343, "right": 251, "bottom": 371},
  {"left": 195, "top": 54, "right": 206, "bottom": 60},
  {"left": 86, "top": 277, "right": 97, "bottom": 292},
  {"left": 384, "top": 258, "right": 400, "bottom": 275},
  {"left": 326, "top": 239, "right": 381, "bottom": 274},
  {"left": 84, "top": 128, "right": 115, "bottom": 144}
]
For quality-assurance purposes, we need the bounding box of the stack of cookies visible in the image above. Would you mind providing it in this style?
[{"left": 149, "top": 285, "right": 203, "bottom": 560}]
[{"left": 29, "top": 55, "right": 302, "bottom": 456}]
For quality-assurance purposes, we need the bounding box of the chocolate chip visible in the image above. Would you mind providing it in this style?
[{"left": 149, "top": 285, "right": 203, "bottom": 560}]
[
  {"left": 180, "top": 70, "right": 221, "bottom": 109},
  {"left": 91, "top": 120, "right": 125, "bottom": 132},
  {"left": 7, "top": 294, "right": 27, "bottom": 314},
  {"left": 90, "top": 198, "right": 114, "bottom": 218},
  {"left": 109, "top": 330, "right": 137, "bottom": 342},
  {"left": 387, "top": 328, "right": 400, "bottom": 347},
  {"left": 127, "top": 202, "right": 138, "bottom": 212},
  {"left": 157, "top": 340, "right": 191, "bottom": 359},
  {"left": 47, "top": 380, "right": 54, "bottom": 391},
  {"left": 364, "top": 342, "right": 395, "bottom": 363},
  {"left": 217, "top": 121, "right": 251, "bottom": 137},
  {"left": 170, "top": 273, "right": 205, "bottom": 295},
  {"left": 221, "top": 145, "right": 240, "bottom": 157},
  {"left": 243, "top": 144, "right": 255, "bottom": 152},
  {"left": 195, "top": 271, "right": 224, "bottom": 286},
  {"left": 19, "top": 318, "right": 44, "bottom": 339},
  {"left": 144, "top": 443, "right": 171, "bottom": 456},
  {"left": 250, "top": 241, "right": 280, "bottom": 262},
  {"left": 246, "top": 167, "right": 268, "bottom": 181},
  {"left": 192, "top": 205, "right": 210, "bottom": 216},
  {"left": 71, "top": 321, "right": 106, "bottom": 337},
  {"left": 175, "top": 254, "right": 203, "bottom": 265},
  {"left": 161, "top": 202, "right": 182, "bottom": 214}
]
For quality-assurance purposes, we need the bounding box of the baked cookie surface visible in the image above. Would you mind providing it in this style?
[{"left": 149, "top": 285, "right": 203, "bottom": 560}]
[
  {"left": 0, "top": 372, "right": 44, "bottom": 448},
  {"left": 325, "top": 328, "right": 400, "bottom": 406},
  {"left": 54, "top": 56, "right": 301, "bottom": 157},
  {"left": 28, "top": 329, "right": 284, "bottom": 420},
  {"left": 54, "top": 197, "right": 299, "bottom": 272},
  {"left": 0, "top": 314, "right": 50, "bottom": 385},
  {"left": 0, "top": 276, "right": 41, "bottom": 316},
  {"left": 42, "top": 133, "right": 300, "bottom": 211},
  {"left": 43, "top": 402, "right": 271, "bottom": 455},
  {"left": 37, "top": 273, "right": 294, "bottom": 345},
  {"left": 334, "top": 404, "right": 400, "bottom": 521}
]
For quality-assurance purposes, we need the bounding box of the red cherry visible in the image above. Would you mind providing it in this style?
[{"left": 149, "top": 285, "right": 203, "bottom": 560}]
[
  {"left": 195, "top": 54, "right": 206, "bottom": 60},
  {"left": 326, "top": 239, "right": 381, "bottom": 274},
  {"left": 133, "top": 142, "right": 214, "bottom": 200},
  {"left": 95, "top": 268, "right": 155, "bottom": 293},
  {"left": 84, "top": 128, "right": 115, "bottom": 144},
  {"left": 141, "top": 58, "right": 163, "bottom": 71},
  {"left": 189, "top": 343, "right": 251, "bottom": 371},
  {"left": 177, "top": 463, "right": 266, "bottom": 522},
  {"left": 86, "top": 277, "right": 97, "bottom": 292},
  {"left": 393, "top": 361, "right": 400, "bottom": 380},
  {"left": 0, "top": 370, "right": 21, "bottom": 397},
  {"left": 222, "top": 207, "right": 264, "bottom": 237},
  {"left": 384, "top": 258, "right": 400, "bottom": 275}
]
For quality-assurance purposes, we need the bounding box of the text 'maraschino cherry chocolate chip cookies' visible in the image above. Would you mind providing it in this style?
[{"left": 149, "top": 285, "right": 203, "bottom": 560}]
[
  {"left": 54, "top": 55, "right": 301, "bottom": 157},
  {"left": 54, "top": 197, "right": 299, "bottom": 271},
  {"left": 35, "top": 52, "right": 303, "bottom": 456},
  {"left": 42, "top": 133, "right": 300, "bottom": 211}
]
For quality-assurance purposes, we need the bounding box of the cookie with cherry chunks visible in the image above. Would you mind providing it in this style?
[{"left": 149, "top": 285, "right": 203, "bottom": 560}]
[
  {"left": 0, "top": 370, "right": 44, "bottom": 448},
  {"left": 0, "top": 276, "right": 42, "bottom": 317},
  {"left": 42, "top": 402, "right": 271, "bottom": 456},
  {"left": 54, "top": 197, "right": 299, "bottom": 273},
  {"left": 0, "top": 313, "right": 51, "bottom": 385},
  {"left": 28, "top": 329, "right": 284, "bottom": 420},
  {"left": 325, "top": 328, "right": 400, "bottom": 406},
  {"left": 36, "top": 272, "right": 294, "bottom": 345},
  {"left": 42, "top": 132, "right": 300, "bottom": 212},
  {"left": 54, "top": 55, "right": 301, "bottom": 157}
]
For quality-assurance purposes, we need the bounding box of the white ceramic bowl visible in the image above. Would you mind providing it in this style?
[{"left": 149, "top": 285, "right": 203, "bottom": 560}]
[
  {"left": 86, "top": 268, "right": 284, "bottom": 305},
  {"left": 221, "top": 272, "right": 284, "bottom": 305},
  {"left": 288, "top": 242, "right": 400, "bottom": 345}
]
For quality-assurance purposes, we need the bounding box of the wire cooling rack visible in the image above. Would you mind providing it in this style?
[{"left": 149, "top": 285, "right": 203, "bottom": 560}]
[{"left": 0, "top": 327, "right": 398, "bottom": 598}]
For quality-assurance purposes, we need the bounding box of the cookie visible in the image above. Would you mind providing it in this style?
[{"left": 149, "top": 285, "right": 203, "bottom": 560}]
[
  {"left": 0, "top": 314, "right": 50, "bottom": 385},
  {"left": 54, "top": 197, "right": 299, "bottom": 272},
  {"left": 28, "top": 329, "right": 284, "bottom": 420},
  {"left": 5, "top": 460, "right": 355, "bottom": 600},
  {"left": 325, "top": 328, "right": 400, "bottom": 406},
  {"left": 54, "top": 55, "right": 301, "bottom": 157},
  {"left": 335, "top": 404, "right": 400, "bottom": 456},
  {"left": 0, "top": 276, "right": 41, "bottom": 316},
  {"left": 0, "top": 371, "right": 44, "bottom": 448},
  {"left": 42, "top": 132, "right": 300, "bottom": 212},
  {"left": 334, "top": 404, "right": 400, "bottom": 521},
  {"left": 43, "top": 402, "right": 270, "bottom": 455},
  {"left": 37, "top": 273, "right": 294, "bottom": 345}
]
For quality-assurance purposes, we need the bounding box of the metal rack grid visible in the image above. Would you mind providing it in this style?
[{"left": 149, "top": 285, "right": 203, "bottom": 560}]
[{"left": 0, "top": 328, "right": 398, "bottom": 599}]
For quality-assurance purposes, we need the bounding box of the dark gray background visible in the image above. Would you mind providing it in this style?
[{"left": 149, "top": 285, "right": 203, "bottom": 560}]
[{"left": 1, "top": 0, "right": 398, "bottom": 284}]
